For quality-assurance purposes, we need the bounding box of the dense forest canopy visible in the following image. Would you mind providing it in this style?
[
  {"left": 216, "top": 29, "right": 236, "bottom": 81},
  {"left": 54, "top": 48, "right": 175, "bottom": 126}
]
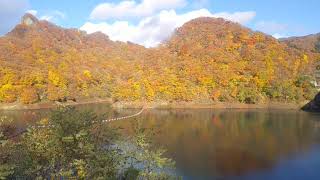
[{"left": 0, "top": 14, "right": 319, "bottom": 104}]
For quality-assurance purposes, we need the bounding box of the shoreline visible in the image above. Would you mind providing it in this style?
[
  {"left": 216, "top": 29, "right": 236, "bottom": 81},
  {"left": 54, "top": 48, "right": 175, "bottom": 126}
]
[
  {"left": 111, "top": 101, "right": 306, "bottom": 110},
  {"left": 0, "top": 98, "right": 112, "bottom": 111},
  {"left": 0, "top": 99, "right": 308, "bottom": 111}
]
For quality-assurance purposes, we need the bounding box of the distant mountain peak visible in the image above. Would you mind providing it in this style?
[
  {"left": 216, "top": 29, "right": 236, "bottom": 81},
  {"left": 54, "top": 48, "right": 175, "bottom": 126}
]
[
  {"left": 170, "top": 17, "right": 248, "bottom": 39},
  {"left": 6, "top": 13, "right": 40, "bottom": 38},
  {"left": 281, "top": 33, "right": 320, "bottom": 53},
  {"left": 21, "top": 13, "right": 39, "bottom": 26}
]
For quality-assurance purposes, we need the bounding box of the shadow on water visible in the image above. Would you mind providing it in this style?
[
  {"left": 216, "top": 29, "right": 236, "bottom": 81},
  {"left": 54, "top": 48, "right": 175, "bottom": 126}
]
[
  {"left": 301, "top": 92, "right": 320, "bottom": 112},
  {"left": 2, "top": 105, "right": 320, "bottom": 179}
]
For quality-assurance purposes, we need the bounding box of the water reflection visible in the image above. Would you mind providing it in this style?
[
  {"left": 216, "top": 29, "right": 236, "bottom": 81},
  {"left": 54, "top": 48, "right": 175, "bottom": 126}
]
[
  {"left": 114, "top": 109, "right": 320, "bottom": 179},
  {"left": 1, "top": 106, "right": 320, "bottom": 179}
]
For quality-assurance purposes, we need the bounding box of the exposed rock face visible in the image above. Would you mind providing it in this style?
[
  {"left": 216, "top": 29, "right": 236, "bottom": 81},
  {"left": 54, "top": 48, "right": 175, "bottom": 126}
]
[
  {"left": 302, "top": 92, "right": 320, "bottom": 112},
  {"left": 21, "top": 13, "right": 39, "bottom": 26}
]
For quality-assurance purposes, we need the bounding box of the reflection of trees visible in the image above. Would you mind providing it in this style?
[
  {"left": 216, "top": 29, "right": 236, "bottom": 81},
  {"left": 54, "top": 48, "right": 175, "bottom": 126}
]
[
  {"left": 115, "top": 109, "right": 318, "bottom": 177},
  {"left": 7, "top": 108, "right": 319, "bottom": 177}
]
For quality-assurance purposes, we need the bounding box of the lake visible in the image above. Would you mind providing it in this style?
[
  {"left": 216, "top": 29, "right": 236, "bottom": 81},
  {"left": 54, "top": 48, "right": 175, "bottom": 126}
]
[{"left": 1, "top": 103, "right": 320, "bottom": 180}]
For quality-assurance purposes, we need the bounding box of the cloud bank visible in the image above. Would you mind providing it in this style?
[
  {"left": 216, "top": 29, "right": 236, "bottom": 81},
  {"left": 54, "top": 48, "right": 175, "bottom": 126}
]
[
  {"left": 90, "top": 0, "right": 187, "bottom": 20},
  {"left": 82, "top": 8, "right": 256, "bottom": 47}
]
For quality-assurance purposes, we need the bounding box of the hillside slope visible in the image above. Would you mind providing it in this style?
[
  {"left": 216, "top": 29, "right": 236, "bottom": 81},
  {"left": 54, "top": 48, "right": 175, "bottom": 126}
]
[
  {"left": 0, "top": 14, "right": 318, "bottom": 105},
  {"left": 280, "top": 33, "right": 320, "bottom": 53},
  {"left": 163, "top": 17, "right": 317, "bottom": 102},
  {"left": 0, "top": 14, "right": 148, "bottom": 103}
]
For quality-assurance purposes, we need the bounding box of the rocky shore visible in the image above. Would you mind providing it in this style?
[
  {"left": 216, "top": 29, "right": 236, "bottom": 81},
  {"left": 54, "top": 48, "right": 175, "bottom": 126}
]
[{"left": 301, "top": 93, "right": 320, "bottom": 112}]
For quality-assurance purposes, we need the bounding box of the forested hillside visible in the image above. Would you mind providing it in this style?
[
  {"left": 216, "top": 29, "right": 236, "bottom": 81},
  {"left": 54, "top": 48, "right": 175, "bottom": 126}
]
[
  {"left": 281, "top": 33, "right": 320, "bottom": 71},
  {"left": 164, "top": 18, "right": 319, "bottom": 103},
  {"left": 281, "top": 33, "right": 320, "bottom": 53},
  {"left": 0, "top": 14, "right": 319, "bottom": 105}
]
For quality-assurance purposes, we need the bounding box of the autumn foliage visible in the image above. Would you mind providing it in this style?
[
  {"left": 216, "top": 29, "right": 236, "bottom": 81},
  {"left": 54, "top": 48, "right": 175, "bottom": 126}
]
[
  {"left": 0, "top": 14, "right": 319, "bottom": 104},
  {"left": 20, "top": 87, "right": 38, "bottom": 104}
]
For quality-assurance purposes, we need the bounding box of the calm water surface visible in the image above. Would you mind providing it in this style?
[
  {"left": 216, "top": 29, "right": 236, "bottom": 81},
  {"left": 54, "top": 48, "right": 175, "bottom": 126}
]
[{"left": 1, "top": 104, "right": 320, "bottom": 180}]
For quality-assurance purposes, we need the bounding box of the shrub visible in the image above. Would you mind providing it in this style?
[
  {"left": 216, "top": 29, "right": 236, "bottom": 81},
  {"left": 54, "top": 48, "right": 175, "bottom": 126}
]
[
  {"left": 236, "top": 86, "right": 260, "bottom": 104},
  {"left": 20, "top": 87, "right": 39, "bottom": 104},
  {"left": 0, "top": 84, "right": 17, "bottom": 103},
  {"left": 4, "top": 107, "right": 177, "bottom": 179}
]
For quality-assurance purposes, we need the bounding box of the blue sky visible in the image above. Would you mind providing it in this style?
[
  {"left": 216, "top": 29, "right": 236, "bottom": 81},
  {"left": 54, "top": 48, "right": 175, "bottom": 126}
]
[{"left": 1, "top": 0, "right": 319, "bottom": 47}]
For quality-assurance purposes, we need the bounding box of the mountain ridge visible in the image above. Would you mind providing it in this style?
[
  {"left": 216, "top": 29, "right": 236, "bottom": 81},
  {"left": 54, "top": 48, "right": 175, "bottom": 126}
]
[
  {"left": 0, "top": 14, "right": 318, "bottom": 104},
  {"left": 280, "top": 33, "right": 320, "bottom": 53}
]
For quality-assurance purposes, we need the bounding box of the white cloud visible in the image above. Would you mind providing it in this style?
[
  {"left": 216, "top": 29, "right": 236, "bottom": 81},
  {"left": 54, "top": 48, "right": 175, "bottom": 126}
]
[
  {"left": 214, "top": 11, "right": 256, "bottom": 25},
  {"left": 26, "top": 9, "right": 37, "bottom": 16},
  {"left": 40, "top": 15, "right": 53, "bottom": 21},
  {"left": 81, "top": 9, "right": 256, "bottom": 47},
  {"left": 255, "top": 21, "right": 287, "bottom": 35},
  {"left": 272, "top": 33, "right": 288, "bottom": 39},
  {"left": 90, "top": 0, "right": 187, "bottom": 20},
  {"left": 0, "top": 0, "right": 29, "bottom": 35},
  {"left": 40, "top": 10, "right": 65, "bottom": 22}
]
